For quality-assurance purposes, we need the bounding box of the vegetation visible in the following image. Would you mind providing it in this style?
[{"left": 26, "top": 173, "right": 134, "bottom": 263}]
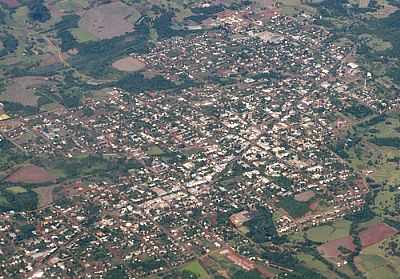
[
  {"left": 279, "top": 196, "right": 310, "bottom": 218},
  {"left": 27, "top": 0, "right": 51, "bottom": 22},
  {"left": 244, "top": 206, "right": 278, "bottom": 243}
]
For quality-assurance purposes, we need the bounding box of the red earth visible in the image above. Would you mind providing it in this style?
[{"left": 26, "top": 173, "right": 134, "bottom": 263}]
[
  {"left": 318, "top": 236, "right": 356, "bottom": 258},
  {"left": 0, "top": 0, "right": 20, "bottom": 8},
  {"left": 359, "top": 223, "right": 398, "bottom": 248},
  {"left": 6, "top": 165, "right": 57, "bottom": 184}
]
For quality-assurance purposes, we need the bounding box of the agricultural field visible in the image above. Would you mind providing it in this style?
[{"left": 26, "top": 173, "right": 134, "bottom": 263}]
[
  {"left": 359, "top": 223, "right": 398, "bottom": 248},
  {"left": 345, "top": 113, "right": 400, "bottom": 186},
  {"left": 296, "top": 253, "right": 342, "bottom": 279},
  {"left": 305, "top": 219, "right": 352, "bottom": 243},
  {"left": 6, "top": 165, "right": 57, "bottom": 184},
  {"left": 355, "top": 233, "right": 400, "bottom": 279},
  {"left": 181, "top": 260, "right": 210, "bottom": 279},
  {"left": 78, "top": 2, "right": 138, "bottom": 40},
  {"left": 0, "top": 77, "right": 53, "bottom": 107},
  {"left": 317, "top": 236, "right": 356, "bottom": 261}
]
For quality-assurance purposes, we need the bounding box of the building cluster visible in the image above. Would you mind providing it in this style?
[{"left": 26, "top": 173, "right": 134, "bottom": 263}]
[{"left": 0, "top": 13, "right": 380, "bottom": 279}]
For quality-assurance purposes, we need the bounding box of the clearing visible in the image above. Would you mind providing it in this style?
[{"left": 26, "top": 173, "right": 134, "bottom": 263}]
[{"left": 112, "top": 57, "right": 146, "bottom": 72}]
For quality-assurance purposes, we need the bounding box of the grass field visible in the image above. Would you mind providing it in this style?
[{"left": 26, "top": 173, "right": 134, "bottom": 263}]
[
  {"left": 181, "top": 260, "right": 210, "bottom": 279},
  {"left": 147, "top": 146, "right": 165, "bottom": 156},
  {"left": 355, "top": 233, "right": 400, "bottom": 279},
  {"left": 346, "top": 113, "right": 400, "bottom": 186},
  {"left": 297, "top": 253, "right": 340, "bottom": 279},
  {"left": 305, "top": 220, "right": 351, "bottom": 243},
  {"left": 5, "top": 186, "right": 27, "bottom": 194},
  {"left": 374, "top": 189, "right": 397, "bottom": 215},
  {"left": 0, "top": 195, "right": 10, "bottom": 207},
  {"left": 70, "top": 28, "right": 97, "bottom": 43}
]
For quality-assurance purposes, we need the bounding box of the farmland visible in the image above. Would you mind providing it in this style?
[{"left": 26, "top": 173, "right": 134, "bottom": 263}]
[
  {"left": 6, "top": 165, "right": 57, "bottom": 184},
  {"left": 0, "top": 77, "right": 52, "bottom": 107},
  {"left": 305, "top": 219, "right": 352, "bottom": 243},
  {"left": 355, "top": 233, "right": 400, "bottom": 279},
  {"left": 78, "top": 2, "right": 138, "bottom": 40},
  {"left": 181, "top": 260, "right": 210, "bottom": 279}
]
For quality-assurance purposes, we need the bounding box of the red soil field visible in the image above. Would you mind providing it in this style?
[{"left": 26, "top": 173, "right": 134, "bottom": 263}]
[
  {"left": 6, "top": 165, "right": 57, "bottom": 184},
  {"left": 359, "top": 223, "right": 398, "bottom": 248},
  {"left": 0, "top": 0, "right": 20, "bottom": 8},
  {"left": 318, "top": 236, "right": 356, "bottom": 258}
]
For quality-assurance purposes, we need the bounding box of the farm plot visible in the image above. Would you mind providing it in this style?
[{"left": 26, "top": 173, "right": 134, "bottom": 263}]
[
  {"left": 79, "top": 2, "right": 138, "bottom": 40},
  {"left": 359, "top": 223, "right": 398, "bottom": 248},
  {"left": 317, "top": 236, "right": 356, "bottom": 260},
  {"left": 306, "top": 219, "right": 352, "bottom": 243},
  {"left": 181, "top": 260, "right": 210, "bottom": 279},
  {"left": 6, "top": 165, "right": 57, "bottom": 184},
  {"left": 0, "top": 77, "right": 51, "bottom": 106}
]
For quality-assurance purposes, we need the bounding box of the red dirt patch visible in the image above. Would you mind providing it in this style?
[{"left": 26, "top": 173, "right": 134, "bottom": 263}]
[
  {"left": 6, "top": 165, "right": 57, "bottom": 184},
  {"left": 33, "top": 185, "right": 56, "bottom": 207},
  {"left": 112, "top": 57, "right": 146, "bottom": 72},
  {"left": 318, "top": 236, "right": 356, "bottom": 259},
  {"left": 294, "top": 191, "right": 315, "bottom": 202},
  {"left": 0, "top": 0, "right": 20, "bottom": 8},
  {"left": 359, "top": 223, "right": 398, "bottom": 248}
]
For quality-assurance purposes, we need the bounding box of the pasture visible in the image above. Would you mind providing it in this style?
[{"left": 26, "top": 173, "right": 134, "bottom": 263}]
[
  {"left": 79, "top": 2, "right": 138, "bottom": 40},
  {"left": 181, "top": 260, "right": 210, "bottom": 279},
  {"left": 306, "top": 219, "right": 352, "bottom": 243},
  {"left": 5, "top": 186, "right": 27, "bottom": 194},
  {"left": 0, "top": 77, "right": 50, "bottom": 107}
]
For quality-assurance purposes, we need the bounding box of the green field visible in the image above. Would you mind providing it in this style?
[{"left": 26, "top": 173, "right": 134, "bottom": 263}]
[
  {"left": 146, "top": 146, "right": 165, "bottom": 156},
  {"left": 305, "top": 220, "right": 352, "bottom": 243},
  {"left": 6, "top": 186, "right": 27, "bottom": 194},
  {"left": 0, "top": 195, "right": 10, "bottom": 207},
  {"left": 181, "top": 260, "right": 210, "bottom": 279},
  {"left": 355, "top": 233, "right": 400, "bottom": 279},
  {"left": 374, "top": 189, "right": 398, "bottom": 215},
  {"left": 345, "top": 113, "right": 400, "bottom": 186},
  {"left": 70, "top": 28, "right": 97, "bottom": 43},
  {"left": 297, "top": 253, "right": 340, "bottom": 279}
]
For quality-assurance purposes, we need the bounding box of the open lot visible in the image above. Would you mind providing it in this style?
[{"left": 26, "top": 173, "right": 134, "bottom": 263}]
[
  {"left": 294, "top": 191, "right": 315, "bottom": 202},
  {"left": 33, "top": 185, "right": 56, "bottom": 207},
  {"left": 112, "top": 57, "right": 146, "bottom": 72}
]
